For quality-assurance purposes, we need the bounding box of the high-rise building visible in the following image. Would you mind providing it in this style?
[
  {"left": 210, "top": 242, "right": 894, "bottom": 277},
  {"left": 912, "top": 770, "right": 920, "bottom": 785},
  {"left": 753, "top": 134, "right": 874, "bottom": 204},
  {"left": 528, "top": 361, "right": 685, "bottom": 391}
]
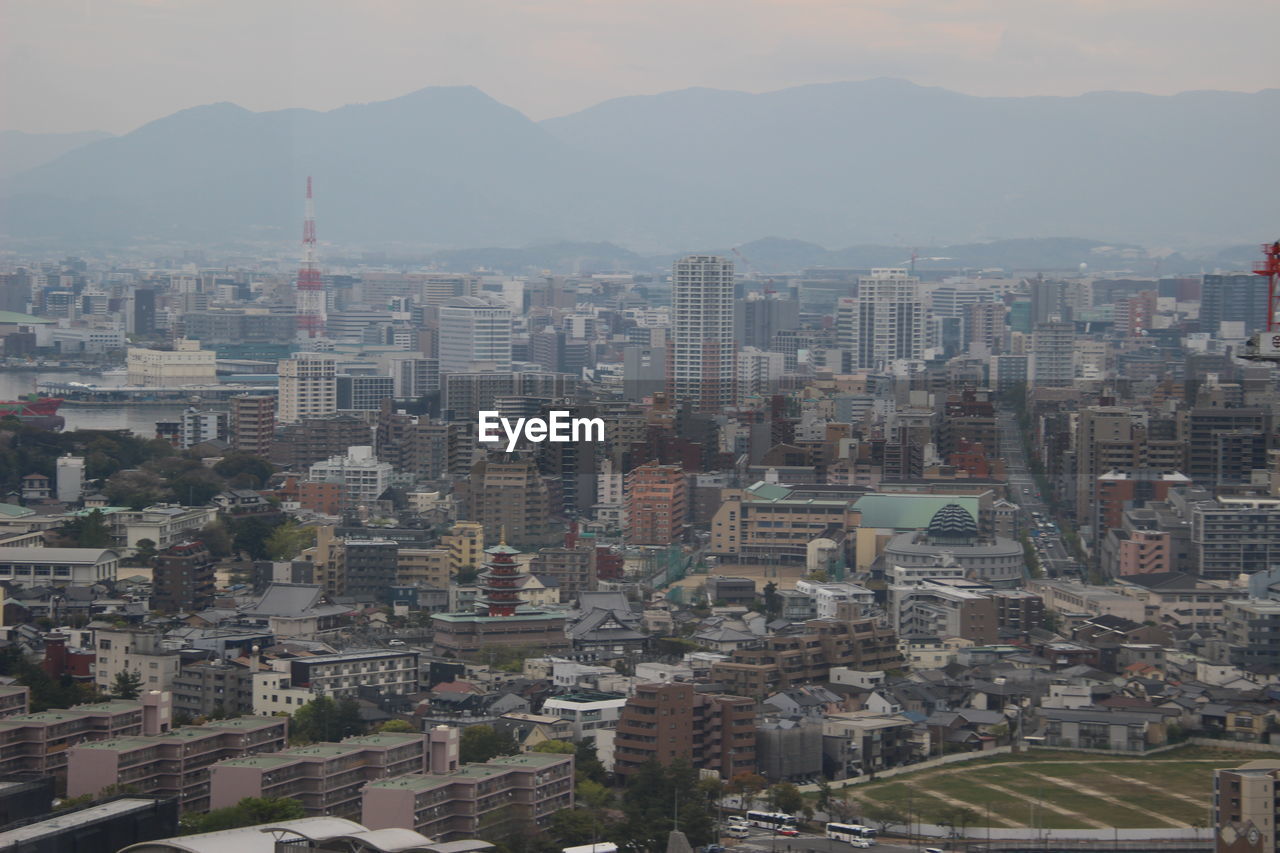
[
  {"left": 735, "top": 292, "right": 800, "bottom": 350},
  {"left": 437, "top": 297, "right": 512, "bottom": 373},
  {"left": 179, "top": 407, "right": 227, "bottom": 449},
  {"left": 55, "top": 454, "right": 85, "bottom": 503},
  {"left": 624, "top": 461, "right": 688, "bottom": 545},
  {"left": 459, "top": 457, "right": 560, "bottom": 548},
  {"left": 1187, "top": 408, "right": 1271, "bottom": 487},
  {"left": 1031, "top": 320, "right": 1075, "bottom": 387},
  {"left": 336, "top": 374, "right": 395, "bottom": 411},
  {"left": 669, "top": 255, "right": 735, "bottom": 412},
  {"left": 307, "top": 445, "right": 393, "bottom": 509},
  {"left": 229, "top": 395, "right": 276, "bottom": 457},
  {"left": 278, "top": 354, "right": 337, "bottom": 423},
  {"left": 838, "top": 269, "right": 925, "bottom": 370},
  {"left": 1202, "top": 273, "right": 1268, "bottom": 337},
  {"left": 613, "top": 682, "right": 756, "bottom": 780},
  {"left": 152, "top": 540, "right": 215, "bottom": 614}
]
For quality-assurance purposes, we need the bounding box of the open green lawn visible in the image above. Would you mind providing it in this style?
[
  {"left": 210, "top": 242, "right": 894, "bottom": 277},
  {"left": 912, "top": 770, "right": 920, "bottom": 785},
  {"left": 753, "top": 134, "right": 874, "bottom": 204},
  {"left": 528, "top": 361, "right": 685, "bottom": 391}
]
[{"left": 833, "top": 744, "right": 1259, "bottom": 831}]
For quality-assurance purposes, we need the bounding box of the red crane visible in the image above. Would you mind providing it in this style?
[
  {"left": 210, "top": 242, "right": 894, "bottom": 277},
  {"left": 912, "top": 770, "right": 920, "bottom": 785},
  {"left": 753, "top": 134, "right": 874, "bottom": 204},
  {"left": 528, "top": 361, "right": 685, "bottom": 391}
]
[{"left": 1244, "top": 240, "right": 1280, "bottom": 360}]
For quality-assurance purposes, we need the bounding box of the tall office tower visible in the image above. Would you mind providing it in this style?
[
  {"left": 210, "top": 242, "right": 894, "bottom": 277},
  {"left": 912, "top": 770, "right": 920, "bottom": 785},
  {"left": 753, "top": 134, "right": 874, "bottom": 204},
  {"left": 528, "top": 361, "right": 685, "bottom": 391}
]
[
  {"left": 734, "top": 292, "right": 800, "bottom": 350},
  {"left": 229, "top": 394, "right": 277, "bottom": 457},
  {"left": 437, "top": 297, "right": 512, "bottom": 374},
  {"left": 460, "top": 457, "right": 560, "bottom": 549},
  {"left": 278, "top": 354, "right": 338, "bottom": 423},
  {"left": 838, "top": 268, "right": 925, "bottom": 370},
  {"left": 1073, "top": 406, "right": 1141, "bottom": 528},
  {"left": 1030, "top": 320, "right": 1076, "bottom": 387},
  {"left": 966, "top": 302, "right": 1007, "bottom": 354},
  {"left": 669, "top": 255, "right": 735, "bottom": 413},
  {"left": 1202, "top": 272, "right": 1269, "bottom": 336},
  {"left": 1187, "top": 407, "right": 1271, "bottom": 487},
  {"left": 295, "top": 177, "right": 326, "bottom": 340},
  {"left": 1029, "top": 277, "right": 1071, "bottom": 326}
]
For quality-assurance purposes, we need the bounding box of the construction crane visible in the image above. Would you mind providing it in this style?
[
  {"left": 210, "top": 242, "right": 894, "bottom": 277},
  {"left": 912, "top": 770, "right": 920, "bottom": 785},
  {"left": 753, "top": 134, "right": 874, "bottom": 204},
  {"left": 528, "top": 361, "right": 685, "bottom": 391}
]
[{"left": 1240, "top": 240, "right": 1280, "bottom": 361}]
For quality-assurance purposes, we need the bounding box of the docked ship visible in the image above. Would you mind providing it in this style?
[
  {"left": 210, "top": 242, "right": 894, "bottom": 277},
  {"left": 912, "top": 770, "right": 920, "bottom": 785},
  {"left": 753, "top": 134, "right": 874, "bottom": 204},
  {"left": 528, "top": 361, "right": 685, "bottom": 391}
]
[{"left": 0, "top": 396, "right": 65, "bottom": 430}]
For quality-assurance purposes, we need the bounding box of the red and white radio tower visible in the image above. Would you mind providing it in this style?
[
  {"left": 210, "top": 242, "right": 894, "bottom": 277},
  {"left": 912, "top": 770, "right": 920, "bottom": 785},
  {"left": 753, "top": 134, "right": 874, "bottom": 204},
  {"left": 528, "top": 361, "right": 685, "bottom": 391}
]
[{"left": 295, "top": 176, "right": 326, "bottom": 339}]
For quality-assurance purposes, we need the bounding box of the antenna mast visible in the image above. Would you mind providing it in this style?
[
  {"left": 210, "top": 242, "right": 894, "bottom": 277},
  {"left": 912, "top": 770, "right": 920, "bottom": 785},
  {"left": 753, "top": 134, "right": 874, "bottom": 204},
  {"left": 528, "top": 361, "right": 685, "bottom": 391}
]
[{"left": 295, "top": 176, "right": 326, "bottom": 339}]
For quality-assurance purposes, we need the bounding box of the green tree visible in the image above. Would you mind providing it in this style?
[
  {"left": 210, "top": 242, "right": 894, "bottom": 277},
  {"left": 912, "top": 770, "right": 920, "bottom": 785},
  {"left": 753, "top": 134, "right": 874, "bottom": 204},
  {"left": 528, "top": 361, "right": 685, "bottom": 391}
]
[
  {"left": 199, "top": 521, "right": 233, "bottom": 558},
  {"left": 232, "top": 515, "right": 279, "bottom": 561},
  {"left": 619, "top": 759, "right": 715, "bottom": 851},
  {"left": 290, "top": 695, "right": 365, "bottom": 744},
  {"left": 768, "top": 782, "right": 803, "bottom": 816},
  {"left": 815, "top": 776, "right": 834, "bottom": 817},
  {"left": 460, "top": 724, "right": 519, "bottom": 763},
  {"left": 105, "top": 468, "right": 172, "bottom": 509},
  {"left": 574, "top": 738, "right": 606, "bottom": 783},
  {"left": 576, "top": 778, "right": 613, "bottom": 811},
  {"left": 762, "top": 580, "right": 782, "bottom": 618},
  {"left": 376, "top": 719, "right": 417, "bottom": 733},
  {"left": 60, "top": 509, "right": 113, "bottom": 548},
  {"left": 179, "top": 796, "right": 305, "bottom": 835},
  {"left": 112, "top": 669, "right": 144, "bottom": 700},
  {"left": 531, "top": 739, "right": 576, "bottom": 754},
  {"left": 266, "top": 520, "right": 316, "bottom": 561},
  {"left": 549, "top": 808, "right": 602, "bottom": 846},
  {"left": 213, "top": 452, "right": 275, "bottom": 488},
  {"left": 133, "top": 538, "right": 158, "bottom": 566},
  {"left": 727, "top": 770, "right": 767, "bottom": 812}
]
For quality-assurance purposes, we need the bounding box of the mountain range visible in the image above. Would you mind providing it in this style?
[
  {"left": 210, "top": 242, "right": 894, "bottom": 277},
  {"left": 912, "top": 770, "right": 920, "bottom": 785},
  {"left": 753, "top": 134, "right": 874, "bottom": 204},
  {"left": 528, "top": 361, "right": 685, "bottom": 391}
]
[{"left": 2, "top": 79, "right": 1277, "bottom": 252}]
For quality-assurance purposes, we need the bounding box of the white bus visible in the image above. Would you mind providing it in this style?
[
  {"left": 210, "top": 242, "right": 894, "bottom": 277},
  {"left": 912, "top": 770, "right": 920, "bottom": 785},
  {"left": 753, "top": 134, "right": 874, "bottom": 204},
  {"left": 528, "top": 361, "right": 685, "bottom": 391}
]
[
  {"left": 826, "top": 823, "right": 877, "bottom": 843},
  {"left": 563, "top": 845, "right": 618, "bottom": 853},
  {"left": 746, "top": 811, "right": 798, "bottom": 830}
]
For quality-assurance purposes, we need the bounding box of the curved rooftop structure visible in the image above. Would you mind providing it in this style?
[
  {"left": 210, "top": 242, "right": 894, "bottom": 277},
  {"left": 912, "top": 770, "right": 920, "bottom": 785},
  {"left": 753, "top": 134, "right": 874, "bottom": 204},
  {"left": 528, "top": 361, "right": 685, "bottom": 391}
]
[{"left": 927, "top": 503, "right": 979, "bottom": 543}]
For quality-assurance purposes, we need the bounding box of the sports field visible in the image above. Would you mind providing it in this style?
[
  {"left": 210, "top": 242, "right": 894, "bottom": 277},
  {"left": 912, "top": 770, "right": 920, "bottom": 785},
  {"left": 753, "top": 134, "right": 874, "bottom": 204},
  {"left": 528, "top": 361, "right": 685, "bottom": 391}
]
[{"left": 841, "top": 745, "right": 1261, "bottom": 830}]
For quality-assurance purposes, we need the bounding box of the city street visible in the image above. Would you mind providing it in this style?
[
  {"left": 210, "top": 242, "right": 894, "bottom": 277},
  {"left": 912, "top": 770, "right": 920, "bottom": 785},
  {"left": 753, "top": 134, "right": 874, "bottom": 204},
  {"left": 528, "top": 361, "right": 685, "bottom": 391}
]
[{"left": 997, "top": 409, "right": 1080, "bottom": 579}]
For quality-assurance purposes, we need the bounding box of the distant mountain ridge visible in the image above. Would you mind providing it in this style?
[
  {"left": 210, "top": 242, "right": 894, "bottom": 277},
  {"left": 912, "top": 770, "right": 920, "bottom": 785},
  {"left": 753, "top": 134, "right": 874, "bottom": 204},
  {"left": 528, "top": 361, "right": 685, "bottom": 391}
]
[
  {"left": 2, "top": 79, "right": 1276, "bottom": 251},
  {"left": 0, "top": 130, "right": 112, "bottom": 180}
]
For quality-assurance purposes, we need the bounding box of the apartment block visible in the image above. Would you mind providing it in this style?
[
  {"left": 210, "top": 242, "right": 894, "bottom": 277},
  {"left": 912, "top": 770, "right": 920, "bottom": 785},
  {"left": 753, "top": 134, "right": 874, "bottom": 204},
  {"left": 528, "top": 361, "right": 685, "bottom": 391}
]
[
  {"left": 229, "top": 394, "right": 277, "bottom": 457},
  {"left": 1214, "top": 760, "right": 1280, "bottom": 853},
  {"left": 613, "top": 682, "right": 755, "bottom": 780},
  {"left": 624, "top": 461, "right": 688, "bottom": 546},
  {"left": 0, "top": 693, "right": 170, "bottom": 784},
  {"left": 93, "top": 628, "right": 184, "bottom": 695},
  {"left": 1191, "top": 498, "right": 1280, "bottom": 581},
  {"left": 0, "top": 685, "right": 30, "bottom": 719},
  {"left": 67, "top": 716, "right": 288, "bottom": 812},
  {"left": 362, "top": 752, "right": 574, "bottom": 841},
  {"left": 209, "top": 732, "right": 430, "bottom": 819},
  {"left": 710, "top": 617, "right": 900, "bottom": 697},
  {"left": 285, "top": 649, "right": 420, "bottom": 699},
  {"left": 152, "top": 540, "right": 215, "bottom": 614},
  {"left": 711, "top": 481, "right": 860, "bottom": 564},
  {"left": 1224, "top": 600, "right": 1280, "bottom": 671},
  {"left": 541, "top": 691, "right": 628, "bottom": 743}
]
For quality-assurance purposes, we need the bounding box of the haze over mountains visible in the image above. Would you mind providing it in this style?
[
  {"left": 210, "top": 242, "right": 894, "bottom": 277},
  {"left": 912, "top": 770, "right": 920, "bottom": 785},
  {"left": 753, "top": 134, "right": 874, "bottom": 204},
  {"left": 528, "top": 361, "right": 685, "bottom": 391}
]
[{"left": 2, "top": 79, "right": 1277, "bottom": 254}]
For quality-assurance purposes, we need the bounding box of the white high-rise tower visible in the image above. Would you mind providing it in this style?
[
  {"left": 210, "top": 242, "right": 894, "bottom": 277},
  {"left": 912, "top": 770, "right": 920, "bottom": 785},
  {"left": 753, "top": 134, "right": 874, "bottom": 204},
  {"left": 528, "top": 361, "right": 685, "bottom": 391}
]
[
  {"left": 668, "top": 255, "right": 735, "bottom": 412},
  {"left": 838, "top": 268, "right": 925, "bottom": 370}
]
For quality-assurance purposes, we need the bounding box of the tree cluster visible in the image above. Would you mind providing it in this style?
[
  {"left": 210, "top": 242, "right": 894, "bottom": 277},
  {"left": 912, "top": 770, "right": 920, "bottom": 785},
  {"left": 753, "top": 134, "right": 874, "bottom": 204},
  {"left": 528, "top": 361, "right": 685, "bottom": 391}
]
[
  {"left": 179, "top": 797, "right": 304, "bottom": 835},
  {"left": 0, "top": 645, "right": 97, "bottom": 711},
  {"left": 289, "top": 695, "right": 365, "bottom": 744}
]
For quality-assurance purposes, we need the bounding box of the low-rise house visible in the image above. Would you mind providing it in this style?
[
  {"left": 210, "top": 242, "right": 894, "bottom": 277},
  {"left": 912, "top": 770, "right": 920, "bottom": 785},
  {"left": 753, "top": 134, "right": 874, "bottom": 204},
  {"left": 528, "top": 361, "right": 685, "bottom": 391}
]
[{"left": 1036, "top": 706, "right": 1167, "bottom": 752}]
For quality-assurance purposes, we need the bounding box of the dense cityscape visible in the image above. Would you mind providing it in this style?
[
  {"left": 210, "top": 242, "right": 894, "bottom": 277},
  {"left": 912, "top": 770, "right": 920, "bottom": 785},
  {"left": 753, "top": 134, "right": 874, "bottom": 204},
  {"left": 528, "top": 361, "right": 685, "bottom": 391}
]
[{"left": 2, "top": 3, "right": 1280, "bottom": 853}]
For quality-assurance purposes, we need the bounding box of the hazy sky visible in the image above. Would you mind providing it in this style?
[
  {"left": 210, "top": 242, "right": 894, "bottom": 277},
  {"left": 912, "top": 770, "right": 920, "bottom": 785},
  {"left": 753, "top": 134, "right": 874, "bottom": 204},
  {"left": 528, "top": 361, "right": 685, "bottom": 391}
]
[{"left": 4, "top": 0, "right": 1278, "bottom": 134}]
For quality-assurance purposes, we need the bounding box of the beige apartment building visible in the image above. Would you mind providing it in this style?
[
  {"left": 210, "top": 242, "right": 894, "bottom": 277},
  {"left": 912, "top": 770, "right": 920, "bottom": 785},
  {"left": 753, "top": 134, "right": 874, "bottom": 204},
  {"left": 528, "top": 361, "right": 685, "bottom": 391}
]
[
  {"left": 209, "top": 732, "right": 430, "bottom": 819},
  {"left": 67, "top": 716, "right": 288, "bottom": 812},
  {"left": 362, "top": 752, "right": 574, "bottom": 841},
  {"left": 711, "top": 481, "right": 860, "bottom": 564},
  {"left": 0, "top": 692, "right": 170, "bottom": 785}
]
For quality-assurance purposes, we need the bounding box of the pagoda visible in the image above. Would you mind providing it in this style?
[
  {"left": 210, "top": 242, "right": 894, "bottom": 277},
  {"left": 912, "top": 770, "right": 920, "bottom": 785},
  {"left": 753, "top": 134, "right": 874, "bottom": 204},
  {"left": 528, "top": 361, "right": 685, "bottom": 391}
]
[
  {"left": 430, "top": 530, "right": 570, "bottom": 660},
  {"left": 477, "top": 540, "right": 523, "bottom": 617}
]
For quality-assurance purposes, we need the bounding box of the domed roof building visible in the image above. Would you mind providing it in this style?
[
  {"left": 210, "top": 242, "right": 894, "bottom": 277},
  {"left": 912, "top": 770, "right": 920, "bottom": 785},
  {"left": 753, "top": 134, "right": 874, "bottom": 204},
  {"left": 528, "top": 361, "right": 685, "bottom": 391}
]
[{"left": 883, "top": 503, "right": 1024, "bottom": 586}]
